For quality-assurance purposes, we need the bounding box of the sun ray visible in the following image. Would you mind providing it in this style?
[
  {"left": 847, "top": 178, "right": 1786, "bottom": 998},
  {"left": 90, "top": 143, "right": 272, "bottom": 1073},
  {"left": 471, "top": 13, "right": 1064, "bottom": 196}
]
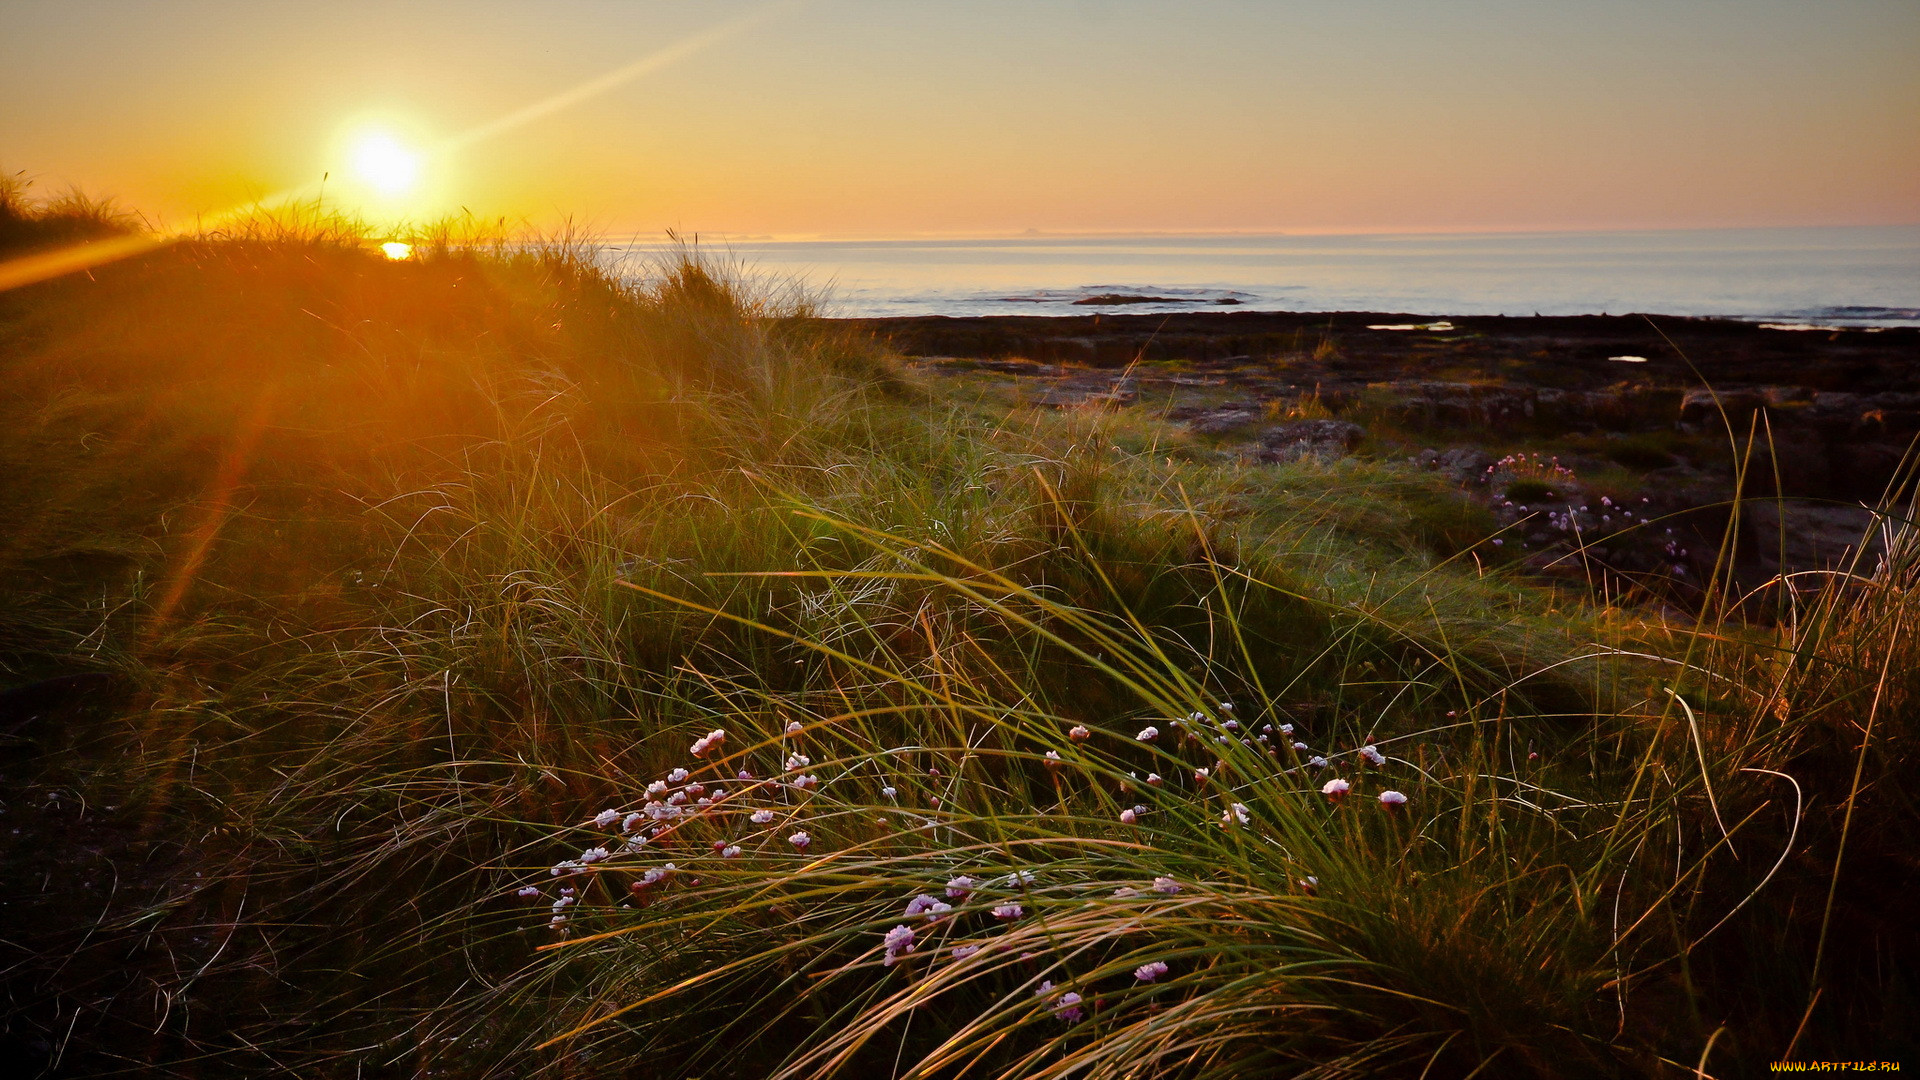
[{"left": 0, "top": 0, "right": 804, "bottom": 293}]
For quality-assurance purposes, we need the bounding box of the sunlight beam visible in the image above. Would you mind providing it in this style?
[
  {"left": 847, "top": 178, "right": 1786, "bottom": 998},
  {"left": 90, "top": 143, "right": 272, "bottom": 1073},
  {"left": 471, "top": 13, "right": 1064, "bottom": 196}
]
[{"left": 0, "top": 0, "right": 803, "bottom": 293}]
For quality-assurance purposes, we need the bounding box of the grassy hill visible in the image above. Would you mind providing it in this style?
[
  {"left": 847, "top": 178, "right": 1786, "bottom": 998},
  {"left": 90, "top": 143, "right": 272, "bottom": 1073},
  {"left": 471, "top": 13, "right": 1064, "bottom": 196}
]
[{"left": 0, "top": 200, "right": 1913, "bottom": 1077}]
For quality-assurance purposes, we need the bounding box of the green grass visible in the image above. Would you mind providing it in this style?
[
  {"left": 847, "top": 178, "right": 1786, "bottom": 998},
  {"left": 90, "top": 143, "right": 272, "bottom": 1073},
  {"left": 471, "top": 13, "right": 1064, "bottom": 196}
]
[{"left": 0, "top": 211, "right": 1913, "bottom": 1078}]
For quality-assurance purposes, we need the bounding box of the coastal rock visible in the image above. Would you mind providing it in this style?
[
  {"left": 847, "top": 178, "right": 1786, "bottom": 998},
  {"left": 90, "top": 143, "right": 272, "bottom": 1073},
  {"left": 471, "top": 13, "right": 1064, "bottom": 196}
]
[
  {"left": 1416, "top": 446, "right": 1498, "bottom": 485},
  {"left": 1181, "top": 404, "right": 1265, "bottom": 435},
  {"left": 1254, "top": 419, "right": 1365, "bottom": 463}
]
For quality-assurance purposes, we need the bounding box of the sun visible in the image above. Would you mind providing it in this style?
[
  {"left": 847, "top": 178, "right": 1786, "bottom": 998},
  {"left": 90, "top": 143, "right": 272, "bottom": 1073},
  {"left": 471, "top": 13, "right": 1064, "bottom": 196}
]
[{"left": 350, "top": 132, "right": 421, "bottom": 196}]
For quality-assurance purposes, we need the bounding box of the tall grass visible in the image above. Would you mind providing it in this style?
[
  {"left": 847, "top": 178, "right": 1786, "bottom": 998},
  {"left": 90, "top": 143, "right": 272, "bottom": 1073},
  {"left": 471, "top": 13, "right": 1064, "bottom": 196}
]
[{"left": 0, "top": 214, "right": 1911, "bottom": 1077}]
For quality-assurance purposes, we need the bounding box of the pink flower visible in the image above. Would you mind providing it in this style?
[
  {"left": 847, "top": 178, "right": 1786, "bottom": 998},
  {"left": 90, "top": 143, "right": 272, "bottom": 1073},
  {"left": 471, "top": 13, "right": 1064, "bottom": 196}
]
[
  {"left": 1378, "top": 790, "right": 1408, "bottom": 808},
  {"left": 1193, "top": 767, "right": 1210, "bottom": 784},
  {"left": 785, "top": 721, "right": 804, "bottom": 736},
  {"left": 1133, "top": 961, "right": 1169, "bottom": 982},
  {"left": 993, "top": 903, "right": 1023, "bottom": 921},
  {"left": 1360, "top": 745, "right": 1386, "bottom": 766},
  {"left": 1119, "top": 808, "right": 1139, "bottom": 825},
  {"left": 1222, "top": 802, "right": 1250, "bottom": 826},
  {"left": 689, "top": 728, "right": 726, "bottom": 758},
  {"left": 1136, "top": 726, "right": 1159, "bottom": 742},
  {"left": 516, "top": 886, "right": 540, "bottom": 899},
  {"left": 1146, "top": 773, "right": 1164, "bottom": 787},
  {"left": 945, "top": 875, "right": 974, "bottom": 900},
  {"left": 789, "top": 831, "right": 811, "bottom": 850},
  {"left": 1151, "top": 876, "right": 1181, "bottom": 895},
  {"left": 882, "top": 924, "right": 915, "bottom": 965},
  {"left": 1322, "top": 778, "right": 1350, "bottom": 803},
  {"left": 1054, "top": 991, "right": 1084, "bottom": 1022},
  {"left": 593, "top": 809, "right": 621, "bottom": 829},
  {"left": 721, "top": 844, "right": 742, "bottom": 859},
  {"left": 750, "top": 808, "right": 776, "bottom": 824},
  {"left": 1069, "top": 725, "right": 1091, "bottom": 742}
]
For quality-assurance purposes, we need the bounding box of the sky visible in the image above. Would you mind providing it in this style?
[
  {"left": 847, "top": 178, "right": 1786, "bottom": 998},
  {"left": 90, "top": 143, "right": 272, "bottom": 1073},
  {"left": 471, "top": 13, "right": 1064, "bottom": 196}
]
[{"left": 3, "top": 0, "right": 1916, "bottom": 238}]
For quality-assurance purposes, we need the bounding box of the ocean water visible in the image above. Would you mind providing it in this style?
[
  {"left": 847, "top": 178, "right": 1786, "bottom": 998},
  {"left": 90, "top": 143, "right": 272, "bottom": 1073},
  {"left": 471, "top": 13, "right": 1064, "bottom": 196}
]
[{"left": 600, "top": 226, "right": 1920, "bottom": 326}]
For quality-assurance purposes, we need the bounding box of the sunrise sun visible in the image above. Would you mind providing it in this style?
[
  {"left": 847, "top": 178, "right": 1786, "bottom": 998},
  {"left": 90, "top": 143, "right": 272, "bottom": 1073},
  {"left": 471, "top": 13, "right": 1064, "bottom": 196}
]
[{"left": 349, "top": 131, "right": 421, "bottom": 196}]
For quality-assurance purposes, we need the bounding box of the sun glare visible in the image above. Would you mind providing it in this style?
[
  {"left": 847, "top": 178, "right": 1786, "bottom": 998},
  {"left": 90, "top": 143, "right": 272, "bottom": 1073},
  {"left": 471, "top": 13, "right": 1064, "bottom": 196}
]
[
  {"left": 351, "top": 133, "right": 421, "bottom": 196},
  {"left": 380, "top": 241, "right": 413, "bottom": 260}
]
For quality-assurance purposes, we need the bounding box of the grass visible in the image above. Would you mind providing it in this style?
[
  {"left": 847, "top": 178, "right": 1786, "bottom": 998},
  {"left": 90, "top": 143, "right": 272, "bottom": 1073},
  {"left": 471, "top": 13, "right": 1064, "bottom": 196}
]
[{"left": 0, "top": 204, "right": 1913, "bottom": 1078}]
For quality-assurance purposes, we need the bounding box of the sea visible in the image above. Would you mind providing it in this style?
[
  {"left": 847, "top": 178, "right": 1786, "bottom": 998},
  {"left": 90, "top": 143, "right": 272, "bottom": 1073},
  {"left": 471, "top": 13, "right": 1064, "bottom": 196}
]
[{"left": 599, "top": 225, "right": 1920, "bottom": 327}]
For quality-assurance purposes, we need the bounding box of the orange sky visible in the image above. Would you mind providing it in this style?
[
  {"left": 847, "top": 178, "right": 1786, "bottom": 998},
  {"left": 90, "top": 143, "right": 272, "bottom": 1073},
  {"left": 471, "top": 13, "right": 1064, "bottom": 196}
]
[{"left": 4, "top": 0, "right": 1916, "bottom": 237}]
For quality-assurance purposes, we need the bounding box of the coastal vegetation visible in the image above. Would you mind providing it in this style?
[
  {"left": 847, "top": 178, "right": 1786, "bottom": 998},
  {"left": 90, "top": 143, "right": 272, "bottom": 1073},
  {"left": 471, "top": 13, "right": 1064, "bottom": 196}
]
[{"left": 1, "top": 192, "right": 1913, "bottom": 1078}]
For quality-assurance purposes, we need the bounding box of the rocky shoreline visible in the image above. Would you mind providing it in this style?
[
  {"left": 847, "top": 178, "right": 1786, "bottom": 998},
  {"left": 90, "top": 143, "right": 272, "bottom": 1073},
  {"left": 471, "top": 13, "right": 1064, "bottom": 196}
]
[{"left": 835, "top": 311, "right": 1920, "bottom": 605}]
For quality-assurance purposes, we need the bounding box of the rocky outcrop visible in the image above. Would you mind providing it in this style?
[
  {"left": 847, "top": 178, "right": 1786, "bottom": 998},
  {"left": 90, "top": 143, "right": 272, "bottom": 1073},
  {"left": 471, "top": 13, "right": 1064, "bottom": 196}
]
[{"left": 1254, "top": 420, "right": 1365, "bottom": 463}]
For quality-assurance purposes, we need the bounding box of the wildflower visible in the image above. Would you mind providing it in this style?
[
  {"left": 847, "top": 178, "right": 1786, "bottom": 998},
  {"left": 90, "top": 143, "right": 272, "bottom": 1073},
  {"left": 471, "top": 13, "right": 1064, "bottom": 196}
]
[
  {"left": 552, "top": 896, "right": 575, "bottom": 913},
  {"left": 1044, "top": 750, "right": 1062, "bottom": 763},
  {"left": 1119, "top": 808, "right": 1138, "bottom": 825},
  {"left": 737, "top": 768, "right": 755, "bottom": 780},
  {"left": 1222, "top": 718, "right": 1240, "bottom": 732},
  {"left": 1151, "top": 876, "right": 1181, "bottom": 895},
  {"left": 750, "top": 809, "right": 775, "bottom": 825},
  {"left": 580, "top": 846, "right": 611, "bottom": 864},
  {"left": 621, "top": 812, "right": 644, "bottom": 833},
  {"left": 1359, "top": 745, "right": 1386, "bottom": 766},
  {"left": 624, "top": 835, "right": 648, "bottom": 852},
  {"left": 1322, "top": 778, "right": 1351, "bottom": 802},
  {"left": 1224, "top": 802, "right": 1250, "bottom": 826},
  {"left": 721, "top": 844, "right": 742, "bottom": 859},
  {"left": 882, "top": 925, "right": 916, "bottom": 966},
  {"left": 667, "top": 767, "right": 689, "bottom": 783},
  {"left": 1113, "top": 885, "right": 1138, "bottom": 897},
  {"left": 1054, "top": 990, "right": 1084, "bottom": 1022},
  {"left": 550, "top": 860, "right": 584, "bottom": 876},
  {"left": 951, "top": 944, "right": 981, "bottom": 960},
  {"left": 1069, "top": 724, "right": 1091, "bottom": 742},
  {"left": 1193, "top": 767, "right": 1210, "bottom": 784},
  {"left": 927, "top": 765, "right": 941, "bottom": 776},
  {"left": 904, "top": 894, "right": 943, "bottom": 917},
  {"left": 791, "top": 774, "right": 819, "bottom": 791},
  {"left": 1146, "top": 772, "right": 1164, "bottom": 787},
  {"left": 667, "top": 791, "right": 688, "bottom": 806},
  {"left": 1527, "top": 750, "right": 1540, "bottom": 761},
  {"left": 1378, "top": 790, "right": 1408, "bottom": 808},
  {"left": 517, "top": 886, "right": 540, "bottom": 899},
  {"left": 646, "top": 780, "right": 669, "bottom": 797},
  {"left": 1134, "top": 960, "right": 1169, "bottom": 982},
  {"left": 689, "top": 728, "right": 726, "bottom": 758},
  {"left": 785, "top": 721, "right": 804, "bottom": 736},
  {"left": 993, "top": 903, "right": 1023, "bottom": 921},
  {"left": 593, "top": 809, "right": 621, "bottom": 829},
  {"left": 549, "top": 915, "right": 569, "bottom": 930},
  {"left": 789, "top": 831, "right": 811, "bottom": 850},
  {"left": 1136, "top": 725, "right": 1159, "bottom": 742},
  {"left": 785, "top": 752, "right": 811, "bottom": 770},
  {"left": 881, "top": 785, "right": 898, "bottom": 799},
  {"left": 1292, "top": 741, "right": 1310, "bottom": 752},
  {"left": 1298, "top": 876, "right": 1319, "bottom": 893},
  {"left": 1308, "top": 755, "right": 1328, "bottom": 769},
  {"left": 1219, "top": 701, "right": 1234, "bottom": 712},
  {"left": 945, "top": 875, "right": 974, "bottom": 900}
]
